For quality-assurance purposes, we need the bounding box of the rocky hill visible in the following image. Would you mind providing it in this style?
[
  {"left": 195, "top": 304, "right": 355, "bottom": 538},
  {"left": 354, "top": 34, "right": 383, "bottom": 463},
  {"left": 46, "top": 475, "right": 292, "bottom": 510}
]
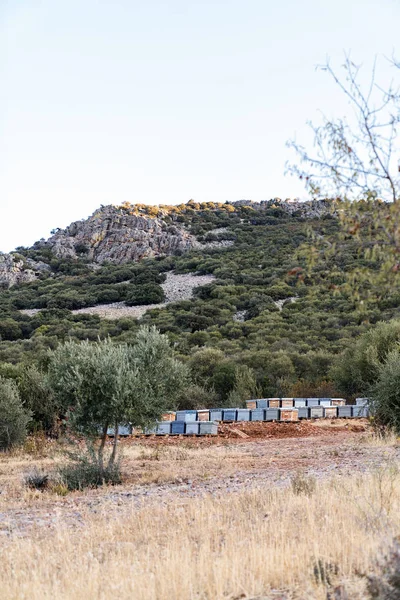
[{"left": 0, "top": 199, "right": 334, "bottom": 288}]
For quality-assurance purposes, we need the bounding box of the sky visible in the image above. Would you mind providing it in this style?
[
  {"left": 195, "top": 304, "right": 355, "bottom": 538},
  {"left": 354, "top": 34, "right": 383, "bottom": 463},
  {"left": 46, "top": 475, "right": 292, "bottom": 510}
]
[{"left": 1, "top": 0, "right": 399, "bottom": 252}]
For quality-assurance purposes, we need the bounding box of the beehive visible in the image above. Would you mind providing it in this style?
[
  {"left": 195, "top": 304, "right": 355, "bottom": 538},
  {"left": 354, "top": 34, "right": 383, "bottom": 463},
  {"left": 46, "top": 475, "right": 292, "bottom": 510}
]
[
  {"left": 199, "top": 421, "right": 218, "bottom": 435},
  {"left": 278, "top": 408, "right": 298, "bottom": 421},
  {"left": 256, "top": 399, "right": 268, "bottom": 409},
  {"left": 161, "top": 412, "right": 176, "bottom": 422},
  {"left": 307, "top": 398, "right": 320, "bottom": 407},
  {"left": 107, "top": 424, "right": 132, "bottom": 437},
  {"left": 157, "top": 422, "right": 171, "bottom": 435},
  {"left": 324, "top": 406, "right": 337, "bottom": 418},
  {"left": 171, "top": 421, "right": 185, "bottom": 435},
  {"left": 197, "top": 410, "right": 210, "bottom": 422},
  {"left": 265, "top": 408, "right": 279, "bottom": 421},
  {"left": 223, "top": 409, "right": 237, "bottom": 421},
  {"left": 246, "top": 400, "right": 257, "bottom": 410},
  {"left": 319, "top": 399, "right": 332, "bottom": 407},
  {"left": 297, "top": 407, "right": 309, "bottom": 419},
  {"left": 338, "top": 406, "right": 352, "bottom": 418},
  {"left": 352, "top": 405, "right": 369, "bottom": 418},
  {"left": 236, "top": 409, "right": 251, "bottom": 421},
  {"left": 176, "top": 410, "right": 197, "bottom": 422},
  {"left": 250, "top": 408, "right": 265, "bottom": 421},
  {"left": 294, "top": 399, "right": 307, "bottom": 407},
  {"left": 356, "top": 397, "right": 369, "bottom": 406},
  {"left": 185, "top": 422, "right": 200, "bottom": 435},
  {"left": 310, "top": 406, "right": 324, "bottom": 418},
  {"left": 268, "top": 399, "right": 280, "bottom": 408},
  {"left": 280, "top": 399, "right": 294, "bottom": 408},
  {"left": 209, "top": 409, "right": 223, "bottom": 421},
  {"left": 331, "top": 398, "right": 346, "bottom": 406}
]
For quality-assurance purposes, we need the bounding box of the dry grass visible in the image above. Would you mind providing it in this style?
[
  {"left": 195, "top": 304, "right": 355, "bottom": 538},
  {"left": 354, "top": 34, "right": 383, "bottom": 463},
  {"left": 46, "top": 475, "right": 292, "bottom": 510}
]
[{"left": 0, "top": 466, "right": 399, "bottom": 599}]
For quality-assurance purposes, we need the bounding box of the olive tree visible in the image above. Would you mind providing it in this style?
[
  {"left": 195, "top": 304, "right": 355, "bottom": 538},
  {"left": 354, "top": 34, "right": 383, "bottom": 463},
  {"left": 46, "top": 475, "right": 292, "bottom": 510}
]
[
  {"left": 0, "top": 377, "right": 31, "bottom": 450},
  {"left": 47, "top": 326, "right": 189, "bottom": 472},
  {"left": 287, "top": 55, "right": 400, "bottom": 302}
]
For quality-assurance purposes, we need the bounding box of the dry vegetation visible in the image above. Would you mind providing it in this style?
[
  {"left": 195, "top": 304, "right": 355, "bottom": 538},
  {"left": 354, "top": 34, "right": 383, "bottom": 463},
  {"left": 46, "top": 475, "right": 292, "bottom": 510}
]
[{"left": 0, "top": 427, "right": 399, "bottom": 600}]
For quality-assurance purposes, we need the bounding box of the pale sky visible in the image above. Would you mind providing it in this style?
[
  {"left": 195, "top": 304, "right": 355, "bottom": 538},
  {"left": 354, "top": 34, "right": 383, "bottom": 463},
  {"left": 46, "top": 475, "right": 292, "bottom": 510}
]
[{"left": 1, "top": 0, "right": 399, "bottom": 252}]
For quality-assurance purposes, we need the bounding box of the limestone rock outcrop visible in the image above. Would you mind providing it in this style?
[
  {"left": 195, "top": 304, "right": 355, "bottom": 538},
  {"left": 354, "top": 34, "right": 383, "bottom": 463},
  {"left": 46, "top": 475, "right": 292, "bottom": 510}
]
[
  {"left": 0, "top": 253, "right": 38, "bottom": 288},
  {"left": 37, "top": 206, "right": 200, "bottom": 264}
]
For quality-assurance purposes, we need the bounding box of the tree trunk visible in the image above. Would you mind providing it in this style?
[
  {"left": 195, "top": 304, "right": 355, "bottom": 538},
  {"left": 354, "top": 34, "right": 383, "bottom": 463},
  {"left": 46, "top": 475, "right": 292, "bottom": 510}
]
[
  {"left": 98, "top": 423, "right": 108, "bottom": 474},
  {"left": 108, "top": 420, "right": 119, "bottom": 468}
]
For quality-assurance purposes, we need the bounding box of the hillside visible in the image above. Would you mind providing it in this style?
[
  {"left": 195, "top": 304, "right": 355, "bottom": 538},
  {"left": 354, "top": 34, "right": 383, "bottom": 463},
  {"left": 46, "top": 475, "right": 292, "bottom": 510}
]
[{"left": 1, "top": 198, "right": 399, "bottom": 401}]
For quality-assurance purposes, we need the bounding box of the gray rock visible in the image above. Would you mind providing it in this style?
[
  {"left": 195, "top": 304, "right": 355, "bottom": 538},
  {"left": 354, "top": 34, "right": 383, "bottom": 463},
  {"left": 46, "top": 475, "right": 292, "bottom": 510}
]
[
  {"left": 0, "top": 253, "right": 37, "bottom": 288},
  {"left": 37, "top": 205, "right": 201, "bottom": 264}
]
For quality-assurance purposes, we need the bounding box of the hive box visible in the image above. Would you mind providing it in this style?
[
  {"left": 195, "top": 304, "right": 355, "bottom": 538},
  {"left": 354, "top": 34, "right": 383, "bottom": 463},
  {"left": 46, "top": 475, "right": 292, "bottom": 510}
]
[
  {"left": 256, "top": 399, "right": 268, "bottom": 409},
  {"left": 157, "top": 422, "right": 171, "bottom": 435},
  {"left": 223, "top": 409, "right": 237, "bottom": 421},
  {"left": 319, "top": 399, "right": 332, "bottom": 407},
  {"left": 331, "top": 398, "right": 346, "bottom": 406},
  {"left": 199, "top": 421, "right": 218, "bottom": 435},
  {"left": 250, "top": 409, "right": 265, "bottom": 421},
  {"left": 307, "top": 398, "right": 320, "bottom": 407},
  {"left": 236, "top": 409, "right": 251, "bottom": 422},
  {"left": 294, "top": 399, "right": 307, "bottom": 408},
  {"left": 246, "top": 400, "right": 257, "bottom": 410},
  {"left": 185, "top": 422, "right": 200, "bottom": 435},
  {"left": 356, "top": 398, "right": 369, "bottom": 406},
  {"left": 279, "top": 408, "right": 298, "bottom": 421},
  {"left": 352, "top": 405, "right": 369, "bottom": 418},
  {"left": 268, "top": 399, "right": 280, "bottom": 408},
  {"left": 280, "top": 399, "right": 294, "bottom": 408},
  {"left": 265, "top": 408, "right": 279, "bottom": 421},
  {"left": 176, "top": 410, "right": 197, "bottom": 422},
  {"left": 171, "top": 421, "right": 185, "bottom": 435},
  {"left": 161, "top": 412, "right": 176, "bottom": 422},
  {"left": 324, "top": 406, "right": 338, "bottom": 418},
  {"left": 210, "top": 409, "right": 223, "bottom": 421},
  {"left": 338, "top": 406, "right": 352, "bottom": 418},
  {"left": 298, "top": 407, "right": 309, "bottom": 419},
  {"left": 310, "top": 406, "right": 324, "bottom": 418},
  {"left": 197, "top": 410, "right": 210, "bottom": 422},
  {"left": 107, "top": 424, "right": 132, "bottom": 436}
]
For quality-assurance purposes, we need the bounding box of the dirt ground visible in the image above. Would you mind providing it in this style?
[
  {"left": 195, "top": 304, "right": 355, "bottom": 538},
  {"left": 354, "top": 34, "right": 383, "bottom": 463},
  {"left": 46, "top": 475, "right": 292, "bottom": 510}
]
[{"left": 0, "top": 420, "right": 398, "bottom": 537}]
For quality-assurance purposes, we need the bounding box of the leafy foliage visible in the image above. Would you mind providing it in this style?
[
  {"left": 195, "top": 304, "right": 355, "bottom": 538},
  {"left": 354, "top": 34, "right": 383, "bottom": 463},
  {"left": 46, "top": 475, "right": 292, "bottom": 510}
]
[{"left": 0, "top": 377, "right": 31, "bottom": 450}]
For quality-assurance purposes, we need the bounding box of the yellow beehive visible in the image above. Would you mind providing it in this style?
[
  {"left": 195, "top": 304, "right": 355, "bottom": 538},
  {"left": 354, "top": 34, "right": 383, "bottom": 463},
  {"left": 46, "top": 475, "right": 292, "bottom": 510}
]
[
  {"left": 280, "top": 399, "right": 294, "bottom": 408},
  {"left": 197, "top": 410, "right": 210, "bottom": 422},
  {"left": 331, "top": 398, "right": 345, "bottom": 406},
  {"left": 325, "top": 407, "right": 338, "bottom": 418},
  {"left": 279, "top": 408, "right": 298, "bottom": 422},
  {"left": 246, "top": 400, "right": 257, "bottom": 410},
  {"left": 268, "top": 399, "right": 280, "bottom": 408},
  {"left": 161, "top": 412, "right": 176, "bottom": 422}
]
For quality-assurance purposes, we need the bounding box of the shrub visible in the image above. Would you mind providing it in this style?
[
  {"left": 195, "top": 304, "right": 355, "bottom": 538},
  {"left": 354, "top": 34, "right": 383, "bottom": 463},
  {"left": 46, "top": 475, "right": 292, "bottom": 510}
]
[
  {"left": 24, "top": 467, "right": 49, "bottom": 490},
  {"left": 291, "top": 471, "right": 316, "bottom": 496},
  {"left": 0, "top": 377, "right": 31, "bottom": 450},
  {"left": 125, "top": 283, "right": 165, "bottom": 306},
  {"left": 366, "top": 539, "right": 400, "bottom": 599},
  {"left": 58, "top": 444, "right": 121, "bottom": 491},
  {"left": 370, "top": 349, "right": 400, "bottom": 434}
]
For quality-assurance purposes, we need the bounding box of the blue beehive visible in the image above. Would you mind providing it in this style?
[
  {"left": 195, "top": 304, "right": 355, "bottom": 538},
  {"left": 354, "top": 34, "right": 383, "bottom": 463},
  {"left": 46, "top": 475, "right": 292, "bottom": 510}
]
[
  {"left": 307, "top": 398, "right": 320, "bottom": 407},
  {"left": 157, "top": 422, "right": 171, "bottom": 435},
  {"left": 319, "top": 399, "right": 332, "bottom": 407},
  {"left": 223, "top": 409, "right": 237, "bottom": 421},
  {"left": 199, "top": 421, "right": 218, "bottom": 435},
  {"left": 298, "top": 407, "right": 309, "bottom": 419},
  {"left": 338, "top": 406, "right": 352, "bottom": 418},
  {"left": 107, "top": 424, "right": 132, "bottom": 436},
  {"left": 266, "top": 408, "right": 279, "bottom": 421},
  {"left": 237, "top": 409, "right": 250, "bottom": 421},
  {"left": 250, "top": 408, "right": 265, "bottom": 421},
  {"left": 210, "top": 409, "right": 223, "bottom": 421},
  {"left": 171, "top": 421, "right": 186, "bottom": 435},
  {"left": 352, "top": 405, "right": 369, "bottom": 418},
  {"left": 294, "top": 399, "right": 307, "bottom": 407},
  {"left": 176, "top": 410, "right": 197, "bottom": 422},
  {"left": 256, "top": 399, "right": 268, "bottom": 409},
  {"left": 185, "top": 422, "right": 200, "bottom": 435},
  {"left": 310, "top": 406, "right": 324, "bottom": 418},
  {"left": 356, "top": 397, "right": 369, "bottom": 406}
]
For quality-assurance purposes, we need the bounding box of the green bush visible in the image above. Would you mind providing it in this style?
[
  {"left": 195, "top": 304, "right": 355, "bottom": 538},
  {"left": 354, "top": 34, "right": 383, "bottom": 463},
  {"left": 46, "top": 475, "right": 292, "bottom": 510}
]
[
  {"left": 58, "top": 445, "right": 121, "bottom": 491},
  {"left": 370, "top": 349, "right": 400, "bottom": 433},
  {"left": 0, "top": 377, "right": 31, "bottom": 450},
  {"left": 125, "top": 283, "right": 165, "bottom": 306}
]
